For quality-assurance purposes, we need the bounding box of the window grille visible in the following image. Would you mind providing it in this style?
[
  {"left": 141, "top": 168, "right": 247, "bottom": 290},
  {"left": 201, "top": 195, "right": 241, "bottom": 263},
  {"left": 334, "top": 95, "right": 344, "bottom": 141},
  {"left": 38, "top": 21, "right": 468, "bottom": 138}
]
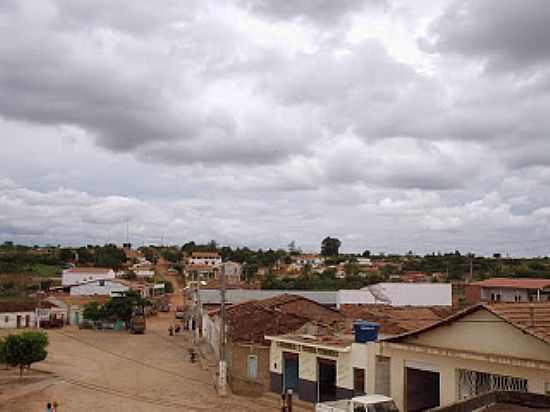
[{"left": 457, "top": 369, "right": 527, "bottom": 400}]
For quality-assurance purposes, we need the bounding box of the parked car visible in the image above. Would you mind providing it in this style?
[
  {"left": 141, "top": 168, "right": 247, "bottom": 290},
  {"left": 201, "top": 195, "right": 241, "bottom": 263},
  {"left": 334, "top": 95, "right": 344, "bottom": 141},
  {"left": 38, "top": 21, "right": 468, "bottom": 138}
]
[
  {"left": 175, "top": 305, "right": 185, "bottom": 319},
  {"left": 316, "top": 395, "right": 398, "bottom": 412}
]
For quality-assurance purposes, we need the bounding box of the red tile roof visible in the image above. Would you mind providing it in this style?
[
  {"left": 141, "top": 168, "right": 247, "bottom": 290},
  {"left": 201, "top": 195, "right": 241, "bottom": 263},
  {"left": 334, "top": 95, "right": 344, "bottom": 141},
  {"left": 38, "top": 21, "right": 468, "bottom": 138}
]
[
  {"left": 340, "top": 304, "right": 454, "bottom": 336},
  {"left": 471, "top": 277, "right": 550, "bottom": 290},
  {"left": 385, "top": 302, "right": 550, "bottom": 346},
  {"left": 191, "top": 252, "right": 220, "bottom": 258},
  {"left": 213, "top": 294, "right": 344, "bottom": 344}
]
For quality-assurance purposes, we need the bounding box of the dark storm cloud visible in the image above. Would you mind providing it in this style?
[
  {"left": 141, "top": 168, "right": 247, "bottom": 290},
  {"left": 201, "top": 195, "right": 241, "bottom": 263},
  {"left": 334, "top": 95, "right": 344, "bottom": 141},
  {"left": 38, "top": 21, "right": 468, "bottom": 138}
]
[{"left": 421, "top": 0, "right": 550, "bottom": 72}]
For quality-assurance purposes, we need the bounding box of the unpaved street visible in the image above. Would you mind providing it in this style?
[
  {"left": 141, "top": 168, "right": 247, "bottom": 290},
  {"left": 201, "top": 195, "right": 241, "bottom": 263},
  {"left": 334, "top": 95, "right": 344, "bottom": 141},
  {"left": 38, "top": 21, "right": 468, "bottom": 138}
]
[{"left": 0, "top": 312, "right": 280, "bottom": 412}]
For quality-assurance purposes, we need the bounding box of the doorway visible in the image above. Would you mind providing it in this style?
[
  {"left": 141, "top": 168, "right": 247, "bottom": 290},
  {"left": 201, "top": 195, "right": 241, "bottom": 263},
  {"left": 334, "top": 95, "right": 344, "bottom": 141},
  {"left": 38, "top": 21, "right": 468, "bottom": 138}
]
[
  {"left": 25, "top": 315, "right": 30, "bottom": 327},
  {"left": 16, "top": 315, "right": 21, "bottom": 329},
  {"left": 317, "top": 358, "right": 337, "bottom": 402},
  {"left": 283, "top": 352, "right": 299, "bottom": 394},
  {"left": 406, "top": 367, "right": 440, "bottom": 411}
]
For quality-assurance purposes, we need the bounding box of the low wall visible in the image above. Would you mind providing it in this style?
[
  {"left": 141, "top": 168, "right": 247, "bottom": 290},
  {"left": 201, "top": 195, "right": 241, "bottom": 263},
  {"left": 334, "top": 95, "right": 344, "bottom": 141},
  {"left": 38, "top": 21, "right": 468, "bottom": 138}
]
[{"left": 429, "top": 391, "right": 550, "bottom": 412}]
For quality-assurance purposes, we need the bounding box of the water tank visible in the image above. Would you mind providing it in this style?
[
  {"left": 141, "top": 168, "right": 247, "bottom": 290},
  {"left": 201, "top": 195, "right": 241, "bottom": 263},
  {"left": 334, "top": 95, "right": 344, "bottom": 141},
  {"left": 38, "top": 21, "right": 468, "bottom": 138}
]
[{"left": 353, "top": 320, "right": 380, "bottom": 343}]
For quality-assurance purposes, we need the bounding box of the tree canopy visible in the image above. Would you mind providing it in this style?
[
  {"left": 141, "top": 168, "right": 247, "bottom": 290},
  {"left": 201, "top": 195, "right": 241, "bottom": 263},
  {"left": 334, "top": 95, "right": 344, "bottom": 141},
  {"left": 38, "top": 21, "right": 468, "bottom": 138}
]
[
  {"left": 3, "top": 331, "right": 49, "bottom": 376},
  {"left": 321, "top": 237, "right": 341, "bottom": 257}
]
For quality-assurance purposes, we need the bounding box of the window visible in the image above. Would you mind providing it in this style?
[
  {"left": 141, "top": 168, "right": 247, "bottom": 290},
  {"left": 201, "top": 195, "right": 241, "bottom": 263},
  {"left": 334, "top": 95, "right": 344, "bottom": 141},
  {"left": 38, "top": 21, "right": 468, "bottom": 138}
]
[
  {"left": 546, "top": 382, "right": 550, "bottom": 395},
  {"left": 4, "top": 315, "right": 9, "bottom": 323},
  {"left": 247, "top": 355, "right": 258, "bottom": 380}
]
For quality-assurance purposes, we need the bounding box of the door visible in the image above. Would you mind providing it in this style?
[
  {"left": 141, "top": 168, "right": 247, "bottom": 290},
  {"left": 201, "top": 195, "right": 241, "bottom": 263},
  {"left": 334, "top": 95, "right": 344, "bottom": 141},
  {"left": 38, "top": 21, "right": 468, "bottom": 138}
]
[
  {"left": 25, "top": 315, "right": 30, "bottom": 327},
  {"left": 283, "top": 352, "right": 299, "bottom": 393},
  {"left": 75, "top": 311, "right": 80, "bottom": 325},
  {"left": 353, "top": 367, "right": 366, "bottom": 396},
  {"left": 406, "top": 367, "right": 440, "bottom": 412},
  {"left": 16, "top": 315, "right": 21, "bottom": 329},
  {"left": 318, "top": 358, "right": 337, "bottom": 402}
]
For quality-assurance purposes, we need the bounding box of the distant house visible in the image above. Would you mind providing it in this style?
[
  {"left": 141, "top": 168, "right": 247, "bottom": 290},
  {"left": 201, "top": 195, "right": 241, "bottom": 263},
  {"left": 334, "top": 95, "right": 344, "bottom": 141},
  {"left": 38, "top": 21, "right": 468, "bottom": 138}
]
[
  {"left": 47, "top": 295, "right": 110, "bottom": 325},
  {"left": 69, "top": 279, "right": 129, "bottom": 297},
  {"left": 337, "top": 283, "right": 453, "bottom": 308},
  {"left": 188, "top": 252, "right": 222, "bottom": 266},
  {"left": 131, "top": 262, "right": 155, "bottom": 278},
  {"left": 185, "top": 264, "right": 218, "bottom": 281},
  {"left": 0, "top": 300, "right": 37, "bottom": 329},
  {"left": 465, "top": 277, "right": 550, "bottom": 304},
  {"left": 62, "top": 267, "right": 115, "bottom": 286},
  {"left": 216, "top": 261, "right": 242, "bottom": 283},
  {"left": 202, "top": 294, "right": 344, "bottom": 397},
  {"left": 291, "top": 254, "right": 324, "bottom": 267},
  {"left": 0, "top": 300, "right": 60, "bottom": 328},
  {"left": 376, "top": 302, "right": 550, "bottom": 411}
]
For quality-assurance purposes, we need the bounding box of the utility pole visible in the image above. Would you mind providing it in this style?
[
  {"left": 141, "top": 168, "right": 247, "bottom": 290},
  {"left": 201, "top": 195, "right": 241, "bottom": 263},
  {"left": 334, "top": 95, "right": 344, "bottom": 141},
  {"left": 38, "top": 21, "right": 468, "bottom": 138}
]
[
  {"left": 194, "top": 273, "right": 201, "bottom": 345},
  {"left": 218, "top": 263, "right": 227, "bottom": 396}
]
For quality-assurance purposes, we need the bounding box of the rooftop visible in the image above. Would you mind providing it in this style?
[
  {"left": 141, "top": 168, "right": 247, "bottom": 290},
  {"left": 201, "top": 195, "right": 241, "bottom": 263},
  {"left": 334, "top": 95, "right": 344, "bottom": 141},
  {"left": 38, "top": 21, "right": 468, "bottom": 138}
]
[
  {"left": 385, "top": 301, "right": 550, "bottom": 346},
  {"left": 471, "top": 277, "right": 550, "bottom": 290},
  {"left": 0, "top": 299, "right": 56, "bottom": 312},
  {"left": 190, "top": 252, "right": 220, "bottom": 258},
  {"left": 266, "top": 333, "right": 353, "bottom": 350},
  {"left": 340, "top": 304, "right": 455, "bottom": 336},
  {"left": 64, "top": 267, "right": 114, "bottom": 273},
  {"left": 216, "top": 294, "right": 344, "bottom": 344}
]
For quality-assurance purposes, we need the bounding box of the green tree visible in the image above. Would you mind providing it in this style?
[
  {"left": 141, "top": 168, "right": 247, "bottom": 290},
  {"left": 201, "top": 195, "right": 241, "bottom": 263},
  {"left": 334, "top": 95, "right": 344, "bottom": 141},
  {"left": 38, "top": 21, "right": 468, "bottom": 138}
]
[
  {"left": 4, "top": 331, "right": 49, "bottom": 377},
  {"left": 321, "top": 237, "right": 341, "bottom": 257},
  {"left": 83, "top": 301, "right": 104, "bottom": 322}
]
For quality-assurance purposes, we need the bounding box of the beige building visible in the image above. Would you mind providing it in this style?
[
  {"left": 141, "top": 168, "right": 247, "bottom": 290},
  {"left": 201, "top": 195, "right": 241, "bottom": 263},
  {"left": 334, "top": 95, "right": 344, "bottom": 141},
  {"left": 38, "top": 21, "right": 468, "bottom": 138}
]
[
  {"left": 266, "top": 334, "right": 368, "bottom": 403},
  {"left": 368, "top": 302, "right": 550, "bottom": 411}
]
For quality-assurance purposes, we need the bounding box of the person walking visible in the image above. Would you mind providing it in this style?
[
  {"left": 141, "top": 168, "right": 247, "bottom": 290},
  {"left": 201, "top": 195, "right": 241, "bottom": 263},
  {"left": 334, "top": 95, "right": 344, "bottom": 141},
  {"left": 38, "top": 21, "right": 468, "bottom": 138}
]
[{"left": 45, "top": 402, "right": 53, "bottom": 412}]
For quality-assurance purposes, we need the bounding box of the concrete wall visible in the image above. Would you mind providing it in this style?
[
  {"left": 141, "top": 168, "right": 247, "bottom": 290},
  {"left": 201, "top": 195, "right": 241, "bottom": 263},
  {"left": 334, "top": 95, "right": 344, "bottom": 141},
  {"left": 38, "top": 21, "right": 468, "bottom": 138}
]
[
  {"left": 0, "top": 311, "right": 35, "bottom": 329},
  {"left": 403, "top": 309, "right": 550, "bottom": 363},
  {"left": 62, "top": 269, "right": 115, "bottom": 286},
  {"left": 228, "top": 342, "right": 271, "bottom": 396},
  {"left": 70, "top": 281, "right": 129, "bottom": 296},
  {"left": 480, "top": 287, "right": 529, "bottom": 302},
  {"left": 268, "top": 340, "right": 370, "bottom": 403},
  {"left": 366, "top": 309, "right": 550, "bottom": 411}
]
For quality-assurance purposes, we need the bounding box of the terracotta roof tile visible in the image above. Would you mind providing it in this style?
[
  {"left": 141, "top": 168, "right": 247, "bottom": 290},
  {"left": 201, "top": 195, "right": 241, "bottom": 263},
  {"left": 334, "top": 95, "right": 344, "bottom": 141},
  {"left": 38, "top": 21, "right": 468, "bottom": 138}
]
[
  {"left": 340, "top": 304, "right": 455, "bottom": 336},
  {"left": 471, "top": 277, "right": 550, "bottom": 289}
]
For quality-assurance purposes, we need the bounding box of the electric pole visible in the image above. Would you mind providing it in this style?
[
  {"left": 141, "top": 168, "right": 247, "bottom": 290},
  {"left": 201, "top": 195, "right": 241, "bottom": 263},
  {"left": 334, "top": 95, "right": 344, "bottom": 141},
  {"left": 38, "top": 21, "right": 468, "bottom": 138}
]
[{"left": 218, "top": 263, "right": 227, "bottom": 396}]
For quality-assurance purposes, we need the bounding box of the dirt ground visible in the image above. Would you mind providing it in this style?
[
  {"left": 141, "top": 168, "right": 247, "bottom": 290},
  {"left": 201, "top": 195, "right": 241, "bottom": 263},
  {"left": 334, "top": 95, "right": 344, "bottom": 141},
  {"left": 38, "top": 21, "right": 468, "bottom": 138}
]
[{"left": 0, "top": 304, "right": 282, "bottom": 411}]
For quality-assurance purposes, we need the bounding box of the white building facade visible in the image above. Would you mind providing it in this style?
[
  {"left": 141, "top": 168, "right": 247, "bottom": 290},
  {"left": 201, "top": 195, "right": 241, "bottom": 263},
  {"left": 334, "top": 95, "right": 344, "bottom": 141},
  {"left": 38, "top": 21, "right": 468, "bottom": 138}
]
[{"left": 62, "top": 267, "right": 116, "bottom": 286}]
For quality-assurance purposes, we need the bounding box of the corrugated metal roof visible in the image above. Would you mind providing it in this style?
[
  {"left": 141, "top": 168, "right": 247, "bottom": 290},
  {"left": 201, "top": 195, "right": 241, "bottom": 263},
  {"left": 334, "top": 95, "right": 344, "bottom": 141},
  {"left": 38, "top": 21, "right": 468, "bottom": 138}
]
[{"left": 199, "top": 289, "right": 338, "bottom": 305}]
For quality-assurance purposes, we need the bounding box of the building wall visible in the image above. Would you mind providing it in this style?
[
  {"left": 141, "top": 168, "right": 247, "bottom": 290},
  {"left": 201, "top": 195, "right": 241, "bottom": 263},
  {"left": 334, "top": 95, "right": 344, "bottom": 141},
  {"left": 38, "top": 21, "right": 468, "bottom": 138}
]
[
  {"left": 70, "top": 281, "right": 129, "bottom": 296},
  {"left": 0, "top": 311, "right": 35, "bottom": 329},
  {"left": 203, "top": 313, "right": 221, "bottom": 357},
  {"left": 62, "top": 270, "right": 115, "bottom": 286},
  {"left": 228, "top": 342, "right": 271, "bottom": 396},
  {"left": 268, "top": 340, "right": 370, "bottom": 403},
  {"left": 480, "top": 287, "right": 529, "bottom": 302},
  {"left": 403, "top": 309, "right": 550, "bottom": 363},
  {"left": 371, "top": 343, "right": 550, "bottom": 411}
]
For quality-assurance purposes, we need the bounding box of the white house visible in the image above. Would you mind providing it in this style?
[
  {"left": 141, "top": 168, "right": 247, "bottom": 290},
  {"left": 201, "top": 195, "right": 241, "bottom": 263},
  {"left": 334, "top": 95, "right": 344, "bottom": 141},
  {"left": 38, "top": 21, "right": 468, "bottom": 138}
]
[
  {"left": 62, "top": 267, "right": 116, "bottom": 286},
  {"left": 291, "top": 254, "right": 324, "bottom": 267},
  {"left": 188, "top": 251, "right": 222, "bottom": 266},
  {"left": 0, "top": 301, "right": 37, "bottom": 329},
  {"left": 131, "top": 262, "right": 155, "bottom": 278},
  {"left": 217, "top": 261, "right": 242, "bottom": 283},
  {"left": 69, "top": 279, "right": 129, "bottom": 297},
  {"left": 336, "top": 283, "right": 452, "bottom": 308}
]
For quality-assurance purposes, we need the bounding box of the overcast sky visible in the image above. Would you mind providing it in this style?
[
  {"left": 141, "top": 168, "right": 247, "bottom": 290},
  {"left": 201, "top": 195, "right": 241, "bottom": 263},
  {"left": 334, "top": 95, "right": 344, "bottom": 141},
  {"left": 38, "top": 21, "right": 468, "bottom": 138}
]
[{"left": 1, "top": 0, "right": 550, "bottom": 256}]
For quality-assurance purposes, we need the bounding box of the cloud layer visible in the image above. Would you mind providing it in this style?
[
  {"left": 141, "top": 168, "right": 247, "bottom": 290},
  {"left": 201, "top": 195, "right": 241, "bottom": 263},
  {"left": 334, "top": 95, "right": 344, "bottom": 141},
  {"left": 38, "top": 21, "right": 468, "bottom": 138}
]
[{"left": 1, "top": 0, "right": 550, "bottom": 255}]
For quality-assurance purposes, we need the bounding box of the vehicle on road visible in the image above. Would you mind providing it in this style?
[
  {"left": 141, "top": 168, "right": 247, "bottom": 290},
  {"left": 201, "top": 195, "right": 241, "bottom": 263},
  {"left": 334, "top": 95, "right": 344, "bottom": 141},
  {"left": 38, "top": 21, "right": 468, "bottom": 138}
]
[
  {"left": 129, "top": 315, "right": 146, "bottom": 334},
  {"left": 315, "top": 395, "right": 398, "bottom": 412},
  {"left": 175, "top": 305, "right": 185, "bottom": 319}
]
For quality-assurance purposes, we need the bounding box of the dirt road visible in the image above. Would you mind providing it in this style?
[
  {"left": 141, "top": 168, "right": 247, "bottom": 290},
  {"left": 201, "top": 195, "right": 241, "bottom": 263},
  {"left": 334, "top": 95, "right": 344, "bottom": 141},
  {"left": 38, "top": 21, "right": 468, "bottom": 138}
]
[{"left": 1, "top": 312, "right": 280, "bottom": 412}]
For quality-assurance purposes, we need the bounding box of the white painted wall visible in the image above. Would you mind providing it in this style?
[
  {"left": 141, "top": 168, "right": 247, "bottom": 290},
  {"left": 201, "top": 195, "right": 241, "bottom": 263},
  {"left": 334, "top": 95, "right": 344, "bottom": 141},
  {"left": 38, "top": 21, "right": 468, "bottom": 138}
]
[
  {"left": 360, "top": 283, "right": 452, "bottom": 306},
  {"left": 70, "top": 280, "right": 129, "bottom": 296},
  {"left": 0, "top": 311, "right": 36, "bottom": 328},
  {"left": 62, "top": 269, "right": 115, "bottom": 286},
  {"left": 480, "top": 287, "right": 529, "bottom": 302}
]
